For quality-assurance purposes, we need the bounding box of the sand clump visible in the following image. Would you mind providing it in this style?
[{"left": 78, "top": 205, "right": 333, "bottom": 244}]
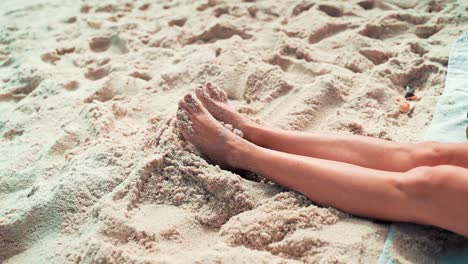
[{"left": 0, "top": 0, "right": 467, "bottom": 263}]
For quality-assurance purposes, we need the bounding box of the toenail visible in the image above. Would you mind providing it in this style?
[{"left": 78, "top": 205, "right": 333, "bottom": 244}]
[
  {"left": 197, "top": 87, "right": 209, "bottom": 98},
  {"left": 187, "top": 94, "right": 198, "bottom": 104},
  {"left": 176, "top": 109, "right": 186, "bottom": 119}
]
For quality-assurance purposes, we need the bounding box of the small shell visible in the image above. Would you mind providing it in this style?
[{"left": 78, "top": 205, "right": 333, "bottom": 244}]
[
  {"left": 399, "top": 101, "right": 411, "bottom": 113},
  {"left": 406, "top": 95, "right": 421, "bottom": 101}
]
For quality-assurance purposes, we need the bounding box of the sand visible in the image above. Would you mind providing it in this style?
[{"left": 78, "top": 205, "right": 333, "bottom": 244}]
[{"left": 0, "top": 0, "right": 467, "bottom": 263}]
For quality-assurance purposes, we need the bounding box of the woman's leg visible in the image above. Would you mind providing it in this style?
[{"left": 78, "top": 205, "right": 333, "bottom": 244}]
[
  {"left": 240, "top": 145, "right": 468, "bottom": 237},
  {"left": 245, "top": 126, "right": 468, "bottom": 171},
  {"left": 196, "top": 82, "right": 468, "bottom": 172},
  {"left": 177, "top": 94, "right": 468, "bottom": 237}
]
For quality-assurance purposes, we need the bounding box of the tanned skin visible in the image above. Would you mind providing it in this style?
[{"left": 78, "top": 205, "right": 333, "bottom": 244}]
[{"left": 176, "top": 82, "right": 468, "bottom": 238}]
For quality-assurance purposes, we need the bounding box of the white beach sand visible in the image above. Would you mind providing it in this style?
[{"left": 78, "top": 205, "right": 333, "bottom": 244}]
[{"left": 0, "top": 0, "right": 467, "bottom": 263}]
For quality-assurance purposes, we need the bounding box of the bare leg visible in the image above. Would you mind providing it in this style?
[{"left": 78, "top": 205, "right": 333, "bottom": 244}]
[
  {"left": 244, "top": 127, "right": 468, "bottom": 171},
  {"left": 196, "top": 82, "right": 468, "bottom": 172},
  {"left": 243, "top": 146, "right": 468, "bottom": 236},
  {"left": 240, "top": 145, "right": 468, "bottom": 238},
  {"left": 177, "top": 93, "right": 468, "bottom": 237}
]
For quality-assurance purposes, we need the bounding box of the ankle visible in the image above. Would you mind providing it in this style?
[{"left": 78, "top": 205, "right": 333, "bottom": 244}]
[
  {"left": 241, "top": 122, "right": 266, "bottom": 145},
  {"left": 225, "top": 137, "right": 255, "bottom": 170}
]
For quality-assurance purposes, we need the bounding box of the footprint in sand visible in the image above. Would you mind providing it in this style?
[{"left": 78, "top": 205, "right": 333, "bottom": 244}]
[
  {"left": 415, "top": 24, "right": 443, "bottom": 39},
  {"left": 89, "top": 37, "right": 111, "bottom": 52},
  {"left": 84, "top": 73, "right": 145, "bottom": 103},
  {"left": 62, "top": 16, "right": 77, "bottom": 24},
  {"left": 359, "top": 11, "right": 444, "bottom": 40},
  {"left": 79, "top": 57, "right": 111, "bottom": 81},
  {"left": 0, "top": 75, "right": 42, "bottom": 102},
  {"left": 359, "top": 23, "right": 409, "bottom": 40},
  {"left": 84, "top": 66, "right": 110, "bottom": 81},
  {"left": 138, "top": 3, "right": 150, "bottom": 11},
  {"left": 80, "top": 4, "right": 91, "bottom": 13},
  {"left": 317, "top": 4, "right": 343, "bottom": 17},
  {"left": 129, "top": 71, "right": 152, "bottom": 81},
  {"left": 89, "top": 35, "right": 129, "bottom": 54},
  {"left": 308, "top": 23, "right": 349, "bottom": 44},
  {"left": 357, "top": 0, "right": 375, "bottom": 10},
  {"left": 40, "top": 47, "right": 75, "bottom": 65},
  {"left": 63, "top": 80, "right": 79, "bottom": 91},
  {"left": 0, "top": 51, "right": 14, "bottom": 67},
  {"left": 291, "top": 2, "right": 315, "bottom": 16},
  {"left": 185, "top": 22, "right": 253, "bottom": 45},
  {"left": 359, "top": 48, "right": 395, "bottom": 65},
  {"left": 168, "top": 17, "right": 187, "bottom": 27}
]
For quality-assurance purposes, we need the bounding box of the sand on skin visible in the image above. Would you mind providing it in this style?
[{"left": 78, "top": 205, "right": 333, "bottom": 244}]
[{"left": 0, "top": 0, "right": 467, "bottom": 263}]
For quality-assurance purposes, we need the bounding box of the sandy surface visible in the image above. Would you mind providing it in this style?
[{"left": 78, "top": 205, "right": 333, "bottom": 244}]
[{"left": 0, "top": 0, "right": 467, "bottom": 263}]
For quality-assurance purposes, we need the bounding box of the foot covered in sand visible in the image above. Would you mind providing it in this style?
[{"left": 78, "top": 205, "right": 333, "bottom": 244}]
[
  {"left": 177, "top": 93, "right": 247, "bottom": 169},
  {"left": 195, "top": 82, "right": 257, "bottom": 140}
]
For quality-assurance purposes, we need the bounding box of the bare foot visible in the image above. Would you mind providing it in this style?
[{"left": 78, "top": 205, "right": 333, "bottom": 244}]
[
  {"left": 195, "top": 82, "right": 257, "bottom": 140},
  {"left": 176, "top": 93, "right": 248, "bottom": 169}
]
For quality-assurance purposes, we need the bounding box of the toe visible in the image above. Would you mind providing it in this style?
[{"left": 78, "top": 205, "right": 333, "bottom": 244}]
[
  {"left": 184, "top": 94, "right": 208, "bottom": 112},
  {"left": 204, "top": 81, "right": 227, "bottom": 102},
  {"left": 176, "top": 108, "right": 193, "bottom": 136},
  {"left": 204, "top": 81, "right": 216, "bottom": 97},
  {"left": 195, "top": 87, "right": 205, "bottom": 99},
  {"left": 178, "top": 99, "right": 192, "bottom": 113},
  {"left": 182, "top": 94, "right": 198, "bottom": 111},
  {"left": 184, "top": 93, "right": 196, "bottom": 104},
  {"left": 196, "top": 87, "right": 212, "bottom": 105},
  {"left": 176, "top": 107, "right": 186, "bottom": 120}
]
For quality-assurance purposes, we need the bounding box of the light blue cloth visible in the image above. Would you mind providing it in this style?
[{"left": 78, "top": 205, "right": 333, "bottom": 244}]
[{"left": 378, "top": 30, "right": 468, "bottom": 264}]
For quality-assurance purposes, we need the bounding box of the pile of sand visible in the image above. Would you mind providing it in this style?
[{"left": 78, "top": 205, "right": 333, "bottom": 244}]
[{"left": 0, "top": 0, "right": 467, "bottom": 263}]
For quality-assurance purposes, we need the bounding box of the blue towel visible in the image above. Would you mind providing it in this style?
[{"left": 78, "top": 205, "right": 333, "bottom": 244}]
[{"left": 378, "top": 30, "right": 468, "bottom": 264}]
